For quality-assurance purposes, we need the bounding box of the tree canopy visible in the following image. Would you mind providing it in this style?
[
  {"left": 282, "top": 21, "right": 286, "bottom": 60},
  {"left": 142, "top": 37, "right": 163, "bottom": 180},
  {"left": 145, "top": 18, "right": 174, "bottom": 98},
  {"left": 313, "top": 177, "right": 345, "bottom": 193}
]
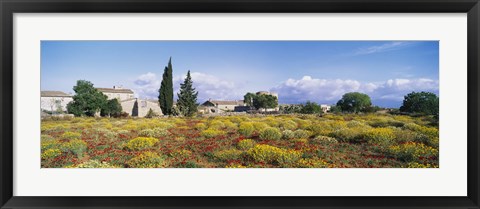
[
  {"left": 300, "top": 101, "right": 322, "bottom": 114},
  {"left": 67, "top": 80, "right": 108, "bottom": 117},
  {"left": 253, "top": 94, "right": 278, "bottom": 111},
  {"left": 159, "top": 57, "right": 174, "bottom": 115},
  {"left": 400, "top": 91, "right": 439, "bottom": 115},
  {"left": 243, "top": 92, "right": 256, "bottom": 107},
  {"left": 177, "top": 70, "right": 199, "bottom": 117},
  {"left": 336, "top": 92, "right": 372, "bottom": 113},
  {"left": 101, "top": 99, "right": 123, "bottom": 117}
]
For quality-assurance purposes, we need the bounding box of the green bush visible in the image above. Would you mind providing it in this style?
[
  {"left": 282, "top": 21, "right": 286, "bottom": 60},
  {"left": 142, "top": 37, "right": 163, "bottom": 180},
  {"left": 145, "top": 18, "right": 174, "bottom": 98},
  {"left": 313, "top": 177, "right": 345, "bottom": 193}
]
[
  {"left": 139, "top": 128, "right": 169, "bottom": 138},
  {"left": 125, "top": 137, "right": 159, "bottom": 151},
  {"left": 293, "top": 129, "right": 311, "bottom": 139},
  {"left": 282, "top": 130, "right": 294, "bottom": 139},
  {"left": 259, "top": 127, "right": 282, "bottom": 140},
  {"left": 213, "top": 149, "right": 243, "bottom": 161},
  {"left": 237, "top": 139, "right": 256, "bottom": 150},
  {"left": 238, "top": 122, "right": 255, "bottom": 136},
  {"left": 127, "top": 151, "right": 168, "bottom": 168},
  {"left": 61, "top": 139, "right": 87, "bottom": 158},
  {"left": 201, "top": 129, "right": 226, "bottom": 138}
]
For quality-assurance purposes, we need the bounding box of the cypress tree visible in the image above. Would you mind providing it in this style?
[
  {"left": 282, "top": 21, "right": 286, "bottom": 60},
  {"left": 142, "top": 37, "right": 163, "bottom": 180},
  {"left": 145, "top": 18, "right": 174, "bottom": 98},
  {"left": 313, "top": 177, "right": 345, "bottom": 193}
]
[
  {"left": 132, "top": 100, "right": 139, "bottom": 117},
  {"left": 158, "top": 57, "right": 174, "bottom": 115},
  {"left": 177, "top": 70, "right": 198, "bottom": 117}
]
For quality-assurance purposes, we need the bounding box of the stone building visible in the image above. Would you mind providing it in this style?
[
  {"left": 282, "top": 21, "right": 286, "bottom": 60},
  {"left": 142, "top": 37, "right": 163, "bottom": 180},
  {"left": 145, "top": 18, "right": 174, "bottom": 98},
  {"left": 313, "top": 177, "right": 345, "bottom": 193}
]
[
  {"left": 120, "top": 98, "right": 163, "bottom": 117},
  {"left": 201, "top": 99, "right": 245, "bottom": 111},
  {"left": 40, "top": 91, "right": 73, "bottom": 113},
  {"left": 96, "top": 86, "right": 134, "bottom": 101}
]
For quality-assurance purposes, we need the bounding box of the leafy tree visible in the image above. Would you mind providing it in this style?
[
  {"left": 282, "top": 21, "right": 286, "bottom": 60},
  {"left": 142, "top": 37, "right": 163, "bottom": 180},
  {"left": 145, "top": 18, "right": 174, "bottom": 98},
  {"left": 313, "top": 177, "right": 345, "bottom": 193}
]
[
  {"left": 400, "top": 91, "right": 439, "bottom": 115},
  {"left": 253, "top": 94, "right": 278, "bottom": 111},
  {"left": 336, "top": 92, "right": 372, "bottom": 113},
  {"left": 132, "top": 100, "right": 139, "bottom": 117},
  {"left": 243, "top": 92, "right": 256, "bottom": 107},
  {"left": 177, "top": 70, "right": 199, "bottom": 117},
  {"left": 101, "top": 99, "right": 123, "bottom": 117},
  {"left": 67, "top": 80, "right": 108, "bottom": 117},
  {"left": 300, "top": 101, "right": 322, "bottom": 114},
  {"left": 158, "top": 57, "right": 174, "bottom": 115}
]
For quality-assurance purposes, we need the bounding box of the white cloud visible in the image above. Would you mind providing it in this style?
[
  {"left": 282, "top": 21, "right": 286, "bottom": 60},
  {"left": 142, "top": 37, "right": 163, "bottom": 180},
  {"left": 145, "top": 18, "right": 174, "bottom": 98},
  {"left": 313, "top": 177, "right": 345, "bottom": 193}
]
[
  {"left": 353, "top": 42, "right": 413, "bottom": 55},
  {"left": 174, "top": 72, "right": 243, "bottom": 102},
  {"left": 133, "top": 72, "right": 243, "bottom": 102},
  {"left": 271, "top": 76, "right": 438, "bottom": 106},
  {"left": 132, "top": 72, "right": 161, "bottom": 99}
]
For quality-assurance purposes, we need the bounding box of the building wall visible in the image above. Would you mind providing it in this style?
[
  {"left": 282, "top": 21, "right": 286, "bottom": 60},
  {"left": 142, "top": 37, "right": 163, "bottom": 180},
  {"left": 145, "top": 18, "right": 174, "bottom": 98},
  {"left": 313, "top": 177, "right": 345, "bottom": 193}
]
[
  {"left": 216, "top": 104, "right": 237, "bottom": 111},
  {"left": 103, "top": 92, "right": 134, "bottom": 101},
  {"left": 121, "top": 99, "right": 163, "bottom": 117},
  {"left": 40, "top": 97, "right": 73, "bottom": 112}
]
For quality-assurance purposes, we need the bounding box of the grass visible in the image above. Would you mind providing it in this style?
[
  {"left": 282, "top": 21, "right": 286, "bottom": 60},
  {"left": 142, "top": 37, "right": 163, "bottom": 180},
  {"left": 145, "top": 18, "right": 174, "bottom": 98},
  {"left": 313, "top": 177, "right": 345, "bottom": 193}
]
[{"left": 40, "top": 113, "right": 439, "bottom": 168}]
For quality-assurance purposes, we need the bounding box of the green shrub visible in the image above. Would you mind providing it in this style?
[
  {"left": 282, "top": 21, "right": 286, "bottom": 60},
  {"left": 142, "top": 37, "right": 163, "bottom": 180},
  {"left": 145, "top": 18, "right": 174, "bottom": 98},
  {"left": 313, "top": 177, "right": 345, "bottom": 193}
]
[
  {"left": 280, "top": 120, "right": 297, "bottom": 130},
  {"left": 41, "top": 148, "right": 62, "bottom": 159},
  {"left": 200, "top": 129, "right": 226, "bottom": 138},
  {"left": 72, "top": 160, "right": 117, "bottom": 168},
  {"left": 259, "top": 127, "right": 282, "bottom": 140},
  {"left": 61, "top": 131, "right": 81, "bottom": 140},
  {"left": 61, "top": 139, "right": 87, "bottom": 158},
  {"left": 238, "top": 122, "right": 255, "bottom": 137},
  {"left": 213, "top": 149, "right": 243, "bottom": 161},
  {"left": 247, "top": 144, "right": 301, "bottom": 166},
  {"left": 139, "top": 128, "right": 169, "bottom": 138},
  {"left": 311, "top": 135, "right": 338, "bottom": 145},
  {"left": 282, "top": 130, "right": 294, "bottom": 139},
  {"left": 127, "top": 151, "right": 168, "bottom": 168},
  {"left": 293, "top": 129, "right": 311, "bottom": 139},
  {"left": 125, "top": 137, "right": 159, "bottom": 151},
  {"left": 237, "top": 139, "right": 256, "bottom": 150},
  {"left": 388, "top": 142, "right": 438, "bottom": 162},
  {"left": 195, "top": 123, "right": 207, "bottom": 130}
]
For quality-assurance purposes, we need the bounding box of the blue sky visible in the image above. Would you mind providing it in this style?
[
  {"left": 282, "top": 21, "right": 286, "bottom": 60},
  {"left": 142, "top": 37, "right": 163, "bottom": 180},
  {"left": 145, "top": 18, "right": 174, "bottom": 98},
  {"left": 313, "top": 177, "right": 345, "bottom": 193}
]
[{"left": 41, "top": 41, "right": 439, "bottom": 107}]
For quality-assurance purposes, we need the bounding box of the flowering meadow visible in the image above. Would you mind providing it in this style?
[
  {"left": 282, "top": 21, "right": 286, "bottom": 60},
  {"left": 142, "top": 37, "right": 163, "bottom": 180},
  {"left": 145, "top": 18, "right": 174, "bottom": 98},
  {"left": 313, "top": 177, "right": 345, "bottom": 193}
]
[{"left": 41, "top": 114, "right": 439, "bottom": 168}]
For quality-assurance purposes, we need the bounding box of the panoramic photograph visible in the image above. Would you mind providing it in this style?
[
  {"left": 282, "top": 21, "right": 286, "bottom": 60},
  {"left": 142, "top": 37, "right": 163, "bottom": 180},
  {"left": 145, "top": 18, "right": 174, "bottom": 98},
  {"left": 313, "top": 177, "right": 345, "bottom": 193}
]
[{"left": 40, "top": 41, "right": 439, "bottom": 168}]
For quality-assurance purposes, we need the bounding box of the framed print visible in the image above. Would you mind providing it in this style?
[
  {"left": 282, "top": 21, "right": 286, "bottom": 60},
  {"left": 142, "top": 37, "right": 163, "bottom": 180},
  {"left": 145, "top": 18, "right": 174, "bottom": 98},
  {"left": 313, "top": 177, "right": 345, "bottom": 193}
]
[{"left": 1, "top": 0, "right": 479, "bottom": 208}]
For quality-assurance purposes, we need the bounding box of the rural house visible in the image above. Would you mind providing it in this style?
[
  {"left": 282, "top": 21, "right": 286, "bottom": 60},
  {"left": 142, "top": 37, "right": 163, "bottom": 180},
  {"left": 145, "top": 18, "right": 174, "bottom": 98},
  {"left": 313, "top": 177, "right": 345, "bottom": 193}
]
[
  {"left": 201, "top": 99, "right": 245, "bottom": 111},
  {"left": 96, "top": 86, "right": 134, "bottom": 101},
  {"left": 40, "top": 91, "right": 73, "bottom": 113}
]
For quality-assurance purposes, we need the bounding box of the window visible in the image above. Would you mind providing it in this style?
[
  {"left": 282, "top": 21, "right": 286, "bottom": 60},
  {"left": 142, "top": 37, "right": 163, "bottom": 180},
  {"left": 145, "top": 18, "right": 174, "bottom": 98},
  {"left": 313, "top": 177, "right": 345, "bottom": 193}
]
[{"left": 141, "top": 101, "right": 147, "bottom": 108}]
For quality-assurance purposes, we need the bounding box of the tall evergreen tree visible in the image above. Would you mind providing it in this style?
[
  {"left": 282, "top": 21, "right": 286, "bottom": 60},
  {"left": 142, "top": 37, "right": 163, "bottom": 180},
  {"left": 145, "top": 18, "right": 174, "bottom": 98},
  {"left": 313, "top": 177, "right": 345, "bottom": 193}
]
[
  {"left": 158, "top": 57, "right": 174, "bottom": 115},
  {"left": 132, "top": 100, "right": 139, "bottom": 117},
  {"left": 177, "top": 70, "right": 199, "bottom": 117}
]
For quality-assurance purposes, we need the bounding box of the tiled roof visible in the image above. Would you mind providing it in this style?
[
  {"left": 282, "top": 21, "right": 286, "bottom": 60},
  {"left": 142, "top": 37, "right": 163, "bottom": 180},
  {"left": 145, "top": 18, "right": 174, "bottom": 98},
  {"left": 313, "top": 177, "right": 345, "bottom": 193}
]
[
  {"left": 41, "top": 91, "right": 72, "bottom": 97},
  {"left": 96, "top": 88, "right": 134, "bottom": 94}
]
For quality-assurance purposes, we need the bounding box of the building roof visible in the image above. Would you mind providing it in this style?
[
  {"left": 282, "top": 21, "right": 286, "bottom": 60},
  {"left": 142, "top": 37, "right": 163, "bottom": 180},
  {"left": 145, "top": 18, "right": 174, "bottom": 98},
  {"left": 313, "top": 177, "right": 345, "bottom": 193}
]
[
  {"left": 41, "top": 91, "right": 72, "bottom": 97},
  {"left": 204, "top": 100, "right": 244, "bottom": 106},
  {"left": 96, "top": 88, "right": 134, "bottom": 94}
]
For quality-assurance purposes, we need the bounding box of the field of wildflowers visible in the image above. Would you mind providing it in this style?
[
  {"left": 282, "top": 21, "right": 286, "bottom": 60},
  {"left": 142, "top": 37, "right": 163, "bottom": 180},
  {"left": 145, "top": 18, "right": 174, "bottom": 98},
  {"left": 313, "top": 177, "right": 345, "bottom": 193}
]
[{"left": 41, "top": 114, "right": 439, "bottom": 168}]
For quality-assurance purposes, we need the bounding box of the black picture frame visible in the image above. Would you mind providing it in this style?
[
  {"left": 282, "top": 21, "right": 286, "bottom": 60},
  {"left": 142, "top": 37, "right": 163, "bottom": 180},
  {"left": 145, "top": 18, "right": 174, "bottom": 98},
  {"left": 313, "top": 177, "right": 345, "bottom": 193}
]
[{"left": 1, "top": 0, "right": 479, "bottom": 208}]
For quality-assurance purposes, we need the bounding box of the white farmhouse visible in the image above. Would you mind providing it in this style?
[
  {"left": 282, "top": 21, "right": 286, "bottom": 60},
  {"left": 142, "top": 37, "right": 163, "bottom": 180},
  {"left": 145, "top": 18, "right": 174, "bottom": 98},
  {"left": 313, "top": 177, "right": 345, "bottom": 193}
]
[
  {"left": 320, "top": 104, "right": 331, "bottom": 113},
  {"left": 96, "top": 86, "right": 134, "bottom": 101},
  {"left": 40, "top": 91, "right": 73, "bottom": 113}
]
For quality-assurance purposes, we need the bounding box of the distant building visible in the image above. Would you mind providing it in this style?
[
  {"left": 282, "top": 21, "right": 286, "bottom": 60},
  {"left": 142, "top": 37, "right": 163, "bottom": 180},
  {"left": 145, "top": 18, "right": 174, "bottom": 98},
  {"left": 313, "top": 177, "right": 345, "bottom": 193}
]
[
  {"left": 320, "top": 104, "right": 331, "bottom": 113},
  {"left": 96, "top": 86, "right": 162, "bottom": 117},
  {"left": 201, "top": 99, "right": 245, "bottom": 111},
  {"left": 96, "top": 86, "right": 134, "bottom": 101},
  {"left": 40, "top": 91, "right": 73, "bottom": 113},
  {"left": 120, "top": 98, "right": 163, "bottom": 117}
]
